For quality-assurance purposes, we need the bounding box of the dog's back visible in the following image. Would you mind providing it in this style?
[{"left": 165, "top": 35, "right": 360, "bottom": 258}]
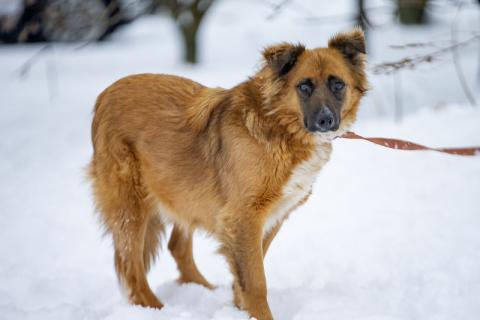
[{"left": 89, "top": 73, "right": 226, "bottom": 233}]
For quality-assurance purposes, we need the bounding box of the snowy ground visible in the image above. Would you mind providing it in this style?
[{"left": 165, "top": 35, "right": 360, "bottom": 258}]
[{"left": 1, "top": 0, "right": 480, "bottom": 319}]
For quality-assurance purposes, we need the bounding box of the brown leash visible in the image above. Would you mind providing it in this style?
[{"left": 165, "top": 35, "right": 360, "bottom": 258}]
[{"left": 340, "top": 131, "right": 480, "bottom": 156}]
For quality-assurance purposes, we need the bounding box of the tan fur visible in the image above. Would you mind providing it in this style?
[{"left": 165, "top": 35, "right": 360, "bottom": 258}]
[{"left": 88, "top": 30, "right": 367, "bottom": 319}]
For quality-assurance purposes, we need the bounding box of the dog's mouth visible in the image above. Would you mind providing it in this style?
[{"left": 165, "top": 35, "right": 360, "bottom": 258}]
[
  {"left": 315, "top": 130, "right": 343, "bottom": 142},
  {"left": 312, "top": 106, "right": 356, "bottom": 140},
  {"left": 311, "top": 120, "right": 351, "bottom": 142}
]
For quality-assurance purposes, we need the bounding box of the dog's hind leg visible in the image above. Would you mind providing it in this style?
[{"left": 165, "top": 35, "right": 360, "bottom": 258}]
[
  {"left": 89, "top": 144, "right": 164, "bottom": 309},
  {"left": 143, "top": 213, "right": 164, "bottom": 273},
  {"left": 168, "top": 224, "right": 214, "bottom": 289},
  {"left": 113, "top": 214, "right": 163, "bottom": 309}
]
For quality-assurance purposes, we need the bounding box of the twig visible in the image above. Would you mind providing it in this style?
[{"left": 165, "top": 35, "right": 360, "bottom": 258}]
[
  {"left": 13, "top": 44, "right": 51, "bottom": 78},
  {"left": 356, "top": 0, "right": 374, "bottom": 30},
  {"left": 450, "top": 1, "right": 476, "bottom": 107},
  {"left": 266, "top": 0, "right": 293, "bottom": 20},
  {"left": 389, "top": 41, "right": 442, "bottom": 49},
  {"left": 372, "top": 34, "right": 480, "bottom": 75},
  {"left": 300, "top": 5, "right": 394, "bottom": 26},
  {"left": 478, "top": 8, "right": 480, "bottom": 88},
  {"left": 45, "top": 45, "right": 58, "bottom": 101},
  {"left": 393, "top": 72, "right": 402, "bottom": 123}
]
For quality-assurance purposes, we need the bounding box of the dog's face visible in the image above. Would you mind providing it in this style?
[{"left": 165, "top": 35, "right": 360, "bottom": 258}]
[{"left": 262, "top": 29, "right": 367, "bottom": 138}]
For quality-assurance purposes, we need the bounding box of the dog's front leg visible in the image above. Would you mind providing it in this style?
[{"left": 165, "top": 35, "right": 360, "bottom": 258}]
[{"left": 220, "top": 216, "right": 273, "bottom": 320}]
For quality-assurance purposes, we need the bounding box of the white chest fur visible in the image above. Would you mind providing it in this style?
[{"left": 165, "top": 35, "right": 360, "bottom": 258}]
[{"left": 263, "top": 139, "right": 332, "bottom": 235}]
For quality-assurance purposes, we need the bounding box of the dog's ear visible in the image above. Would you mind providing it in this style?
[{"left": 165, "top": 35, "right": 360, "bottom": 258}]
[
  {"left": 328, "top": 28, "right": 366, "bottom": 67},
  {"left": 263, "top": 43, "right": 305, "bottom": 76}
]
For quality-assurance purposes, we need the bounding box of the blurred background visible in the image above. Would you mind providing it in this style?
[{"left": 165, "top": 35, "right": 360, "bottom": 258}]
[
  {"left": 1, "top": 0, "right": 479, "bottom": 118},
  {"left": 1, "top": 1, "right": 480, "bottom": 320}
]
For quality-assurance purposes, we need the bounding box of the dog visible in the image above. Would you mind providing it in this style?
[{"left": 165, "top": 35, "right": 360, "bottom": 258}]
[{"left": 88, "top": 29, "right": 367, "bottom": 320}]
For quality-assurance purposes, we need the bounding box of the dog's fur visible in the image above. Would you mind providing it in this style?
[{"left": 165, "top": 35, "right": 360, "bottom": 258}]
[{"left": 88, "top": 29, "right": 367, "bottom": 320}]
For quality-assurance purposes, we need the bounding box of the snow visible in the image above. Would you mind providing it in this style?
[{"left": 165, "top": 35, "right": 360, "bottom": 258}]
[
  {"left": 1, "top": 0, "right": 480, "bottom": 319},
  {"left": 0, "top": 0, "right": 22, "bottom": 15}
]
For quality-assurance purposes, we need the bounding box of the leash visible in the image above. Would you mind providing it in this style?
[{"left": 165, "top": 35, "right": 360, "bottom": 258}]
[{"left": 340, "top": 131, "right": 480, "bottom": 156}]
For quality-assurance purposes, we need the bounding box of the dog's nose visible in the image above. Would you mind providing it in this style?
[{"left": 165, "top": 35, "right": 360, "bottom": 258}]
[{"left": 316, "top": 107, "right": 336, "bottom": 132}]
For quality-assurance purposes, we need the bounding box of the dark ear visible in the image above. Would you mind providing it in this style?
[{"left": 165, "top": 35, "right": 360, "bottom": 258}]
[
  {"left": 328, "top": 28, "right": 366, "bottom": 67},
  {"left": 262, "top": 43, "right": 305, "bottom": 76}
]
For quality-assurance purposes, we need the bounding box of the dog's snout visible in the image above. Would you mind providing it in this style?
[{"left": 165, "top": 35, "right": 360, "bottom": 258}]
[{"left": 316, "top": 107, "right": 336, "bottom": 132}]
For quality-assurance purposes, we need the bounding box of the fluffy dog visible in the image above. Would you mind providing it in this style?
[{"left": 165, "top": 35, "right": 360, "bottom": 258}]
[{"left": 88, "top": 29, "right": 367, "bottom": 320}]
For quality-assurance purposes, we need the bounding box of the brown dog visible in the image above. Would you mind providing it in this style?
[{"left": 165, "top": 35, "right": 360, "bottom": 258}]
[{"left": 88, "top": 29, "right": 367, "bottom": 320}]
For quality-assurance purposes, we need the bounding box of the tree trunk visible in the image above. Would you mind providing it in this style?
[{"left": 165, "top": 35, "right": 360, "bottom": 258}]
[
  {"left": 355, "top": 0, "right": 367, "bottom": 31},
  {"left": 355, "top": 0, "right": 369, "bottom": 50},
  {"left": 166, "top": 0, "right": 214, "bottom": 64},
  {"left": 397, "top": 0, "right": 428, "bottom": 25},
  {"left": 180, "top": 23, "right": 199, "bottom": 64}
]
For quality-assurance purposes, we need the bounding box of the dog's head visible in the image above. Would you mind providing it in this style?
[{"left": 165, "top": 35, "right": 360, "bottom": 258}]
[{"left": 261, "top": 28, "right": 368, "bottom": 139}]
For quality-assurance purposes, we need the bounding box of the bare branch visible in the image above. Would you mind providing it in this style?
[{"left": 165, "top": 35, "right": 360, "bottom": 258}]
[
  {"left": 13, "top": 44, "right": 51, "bottom": 78},
  {"left": 372, "top": 34, "right": 480, "bottom": 75},
  {"left": 450, "top": 1, "right": 476, "bottom": 106},
  {"left": 389, "top": 41, "right": 442, "bottom": 49},
  {"left": 266, "top": 0, "right": 293, "bottom": 20}
]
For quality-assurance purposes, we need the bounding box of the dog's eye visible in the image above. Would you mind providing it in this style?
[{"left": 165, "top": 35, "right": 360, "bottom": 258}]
[
  {"left": 329, "top": 77, "right": 345, "bottom": 92},
  {"left": 333, "top": 80, "right": 345, "bottom": 91},
  {"left": 297, "top": 80, "right": 314, "bottom": 96}
]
